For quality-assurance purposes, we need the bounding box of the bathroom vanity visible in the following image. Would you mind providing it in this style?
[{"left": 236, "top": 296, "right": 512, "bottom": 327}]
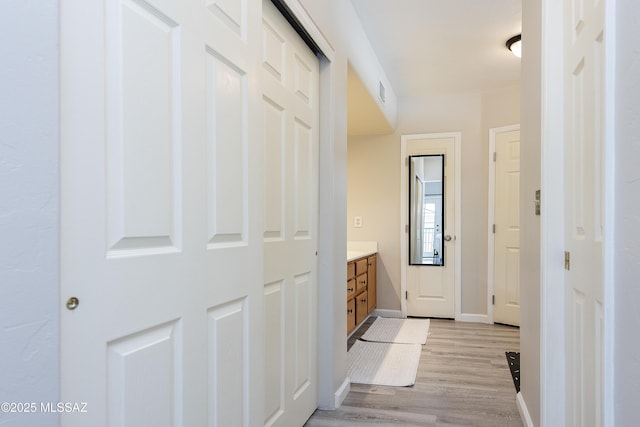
[{"left": 346, "top": 242, "right": 377, "bottom": 335}]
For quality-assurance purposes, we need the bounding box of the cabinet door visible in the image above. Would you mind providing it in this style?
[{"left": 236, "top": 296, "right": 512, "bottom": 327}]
[
  {"left": 356, "top": 290, "right": 368, "bottom": 325},
  {"left": 347, "top": 298, "right": 356, "bottom": 334},
  {"left": 347, "top": 278, "right": 356, "bottom": 300},
  {"left": 355, "top": 258, "right": 368, "bottom": 276},
  {"left": 367, "top": 255, "right": 377, "bottom": 313}
]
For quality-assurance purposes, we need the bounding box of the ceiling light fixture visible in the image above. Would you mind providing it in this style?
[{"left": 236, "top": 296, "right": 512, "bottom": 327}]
[{"left": 506, "top": 34, "right": 522, "bottom": 58}]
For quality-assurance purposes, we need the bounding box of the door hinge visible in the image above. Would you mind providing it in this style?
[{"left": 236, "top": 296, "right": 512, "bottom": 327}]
[
  {"left": 406, "top": 291, "right": 408, "bottom": 299},
  {"left": 406, "top": 157, "right": 409, "bottom": 166},
  {"left": 564, "top": 251, "right": 571, "bottom": 271},
  {"left": 492, "top": 295, "right": 495, "bottom": 305},
  {"left": 405, "top": 224, "right": 409, "bottom": 233},
  {"left": 493, "top": 152, "right": 497, "bottom": 162},
  {"left": 492, "top": 224, "right": 496, "bottom": 234}
]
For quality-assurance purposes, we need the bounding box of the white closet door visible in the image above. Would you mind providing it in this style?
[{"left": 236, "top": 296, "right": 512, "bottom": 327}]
[
  {"left": 262, "top": 1, "right": 320, "bottom": 425},
  {"left": 60, "top": 0, "right": 265, "bottom": 425},
  {"left": 563, "top": 0, "right": 605, "bottom": 424}
]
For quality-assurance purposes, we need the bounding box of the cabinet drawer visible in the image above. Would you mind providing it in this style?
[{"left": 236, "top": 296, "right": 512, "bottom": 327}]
[
  {"left": 347, "top": 262, "right": 355, "bottom": 280},
  {"left": 355, "top": 258, "right": 368, "bottom": 276},
  {"left": 347, "top": 298, "right": 356, "bottom": 334},
  {"left": 347, "top": 278, "right": 356, "bottom": 299},
  {"left": 356, "top": 273, "right": 367, "bottom": 292}
]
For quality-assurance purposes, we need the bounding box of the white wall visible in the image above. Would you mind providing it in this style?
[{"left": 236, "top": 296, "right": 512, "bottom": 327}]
[
  {"left": 614, "top": 0, "right": 640, "bottom": 423},
  {"left": 0, "top": 1, "right": 60, "bottom": 426},
  {"left": 348, "top": 88, "right": 520, "bottom": 317},
  {"left": 519, "top": 0, "right": 542, "bottom": 424}
]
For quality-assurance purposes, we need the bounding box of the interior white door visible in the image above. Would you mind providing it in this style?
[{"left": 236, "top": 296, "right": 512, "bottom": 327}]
[
  {"left": 61, "top": 0, "right": 265, "bottom": 425},
  {"left": 261, "top": 1, "right": 319, "bottom": 426},
  {"left": 494, "top": 128, "right": 521, "bottom": 326},
  {"left": 405, "top": 135, "right": 457, "bottom": 318},
  {"left": 564, "top": 0, "right": 605, "bottom": 425}
]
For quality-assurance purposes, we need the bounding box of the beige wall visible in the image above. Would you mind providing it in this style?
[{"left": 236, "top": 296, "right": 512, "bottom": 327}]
[{"left": 348, "top": 88, "right": 520, "bottom": 316}]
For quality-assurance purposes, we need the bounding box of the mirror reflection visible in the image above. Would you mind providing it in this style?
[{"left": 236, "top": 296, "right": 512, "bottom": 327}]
[{"left": 409, "top": 155, "right": 444, "bottom": 266}]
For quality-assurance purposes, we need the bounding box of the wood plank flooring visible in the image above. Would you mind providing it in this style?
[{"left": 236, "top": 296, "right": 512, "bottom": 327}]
[{"left": 305, "top": 317, "right": 522, "bottom": 426}]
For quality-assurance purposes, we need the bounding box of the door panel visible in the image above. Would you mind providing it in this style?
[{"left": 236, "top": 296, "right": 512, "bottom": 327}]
[
  {"left": 107, "top": 321, "right": 180, "bottom": 426},
  {"left": 206, "top": 49, "right": 248, "bottom": 247},
  {"left": 106, "top": 0, "right": 182, "bottom": 256},
  {"left": 405, "top": 136, "right": 457, "bottom": 318},
  {"left": 494, "top": 128, "right": 521, "bottom": 326},
  {"left": 262, "top": 1, "right": 319, "bottom": 426},
  {"left": 564, "top": 0, "right": 605, "bottom": 424},
  {"left": 207, "top": 299, "right": 248, "bottom": 426}
]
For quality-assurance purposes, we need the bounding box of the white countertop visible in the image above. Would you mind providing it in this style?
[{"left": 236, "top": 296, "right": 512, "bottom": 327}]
[{"left": 347, "top": 241, "right": 378, "bottom": 262}]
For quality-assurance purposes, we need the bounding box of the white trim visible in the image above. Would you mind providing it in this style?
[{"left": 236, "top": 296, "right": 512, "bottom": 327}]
[
  {"left": 372, "top": 309, "right": 404, "bottom": 319},
  {"left": 334, "top": 377, "right": 350, "bottom": 409},
  {"left": 457, "top": 313, "right": 490, "bottom": 324},
  {"left": 517, "top": 392, "right": 535, "bottom": 427},
  {"left": 488, "top": 129, "right": 496, "bottom": 324},
  {"left": 540, "top": 0, "right": 566, "bottom": 424},
  {"left": 487, "top": 124, "right": 520, "bottom": 325},
  {"left": 454, "top": 134, "right": 462, "bottom": 321},
  {"left": 400, "top": 132, "right": 462, "bottom": 320},
  {"left": 602, "top": 0, "right": 616, "bottom": 425}
]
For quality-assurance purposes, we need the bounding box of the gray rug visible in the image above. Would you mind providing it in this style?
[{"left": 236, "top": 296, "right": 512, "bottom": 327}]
[
  {"left": 360, "top": 317, "right": 430, "bottom": 344},
  {"left": 346, "top": 340, "right": 422, "bottom": 387}
]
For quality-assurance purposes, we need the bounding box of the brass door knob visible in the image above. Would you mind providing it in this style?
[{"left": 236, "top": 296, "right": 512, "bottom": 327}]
[{"left": 66, "top": 297, "right": 79, "bottom": 310}]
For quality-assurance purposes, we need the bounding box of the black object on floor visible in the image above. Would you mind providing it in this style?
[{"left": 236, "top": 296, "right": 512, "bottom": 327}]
[{"left": 505, "top": 351, "right": 520, "bottom": 393}]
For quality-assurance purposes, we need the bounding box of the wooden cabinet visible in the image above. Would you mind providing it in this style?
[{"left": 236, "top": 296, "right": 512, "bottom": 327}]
[{"left": 347, "top": 253, "right": 377, "bottom": 335}]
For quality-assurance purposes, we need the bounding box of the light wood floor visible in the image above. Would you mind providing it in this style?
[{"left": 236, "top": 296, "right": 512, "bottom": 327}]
[{"left": 305, "top": 317, "right": 522, "bottom": 426}]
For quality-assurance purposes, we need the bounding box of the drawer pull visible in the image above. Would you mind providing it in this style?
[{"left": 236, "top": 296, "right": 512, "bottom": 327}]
[
  {"left": 361, "top": 298, "right": 367, "bottom": 303},
  {"left": 348, "top": 287, "right": 354, "bottom": 292},
  {"left": 360, "top": 280, "right": 366, "bottom": 284},
  {"left": 347, "top": 309, "right": 353, "bottom": 314}
]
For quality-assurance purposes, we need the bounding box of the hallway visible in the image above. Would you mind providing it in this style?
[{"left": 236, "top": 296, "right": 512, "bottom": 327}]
[{"left": 306, "top": 318, "right": 522, "bottom": 426}]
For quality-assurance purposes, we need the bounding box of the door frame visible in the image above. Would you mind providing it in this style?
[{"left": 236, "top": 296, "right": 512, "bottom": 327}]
[
  {"left": 400, "top": 132, "right": 462, "bottom": 319},
  {"left": 487, "top": 124, "right": 520, "bottom": 324},
  {"left": 539, "top": 0, "right": 615, "bottom": 425}
]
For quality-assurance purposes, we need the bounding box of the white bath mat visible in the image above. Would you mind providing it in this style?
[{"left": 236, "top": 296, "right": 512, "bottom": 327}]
[
  {"left": 346, "top": 340, "right": 422, "bottom": 387},
  {"left": 360, "top": 317, "right": 430, "bottom": 344}
]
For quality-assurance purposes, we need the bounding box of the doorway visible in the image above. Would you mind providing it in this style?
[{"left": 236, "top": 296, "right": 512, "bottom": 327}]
[
  {"left": 400, "top": 132, "right": 461, "bottom": 319},
  {"left": 488, "top": 125, "right": 521, "bottom": 326}
]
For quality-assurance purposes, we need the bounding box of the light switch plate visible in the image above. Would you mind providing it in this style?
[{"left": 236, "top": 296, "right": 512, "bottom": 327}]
[{"left": 354, "top": 216, "right": 363, "bottom": 228}]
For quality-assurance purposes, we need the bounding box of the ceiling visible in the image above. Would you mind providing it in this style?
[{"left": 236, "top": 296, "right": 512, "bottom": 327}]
[{"left": 350, "top": 0, "right": 522, "bottom": 99}]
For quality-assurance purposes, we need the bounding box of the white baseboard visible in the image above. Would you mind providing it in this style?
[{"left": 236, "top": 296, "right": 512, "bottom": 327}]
[
  {"left": 517, "top": 392, "right": 534, "bottom": 427},
  {"left": 334, "top": 377, "right": 350, "bottom": 409},
  {"left": 456, "top": 313, "right": 490, "bottom": 323},
  {"left": 373, "top": 309, "right": 404, "bottom": 318}
]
